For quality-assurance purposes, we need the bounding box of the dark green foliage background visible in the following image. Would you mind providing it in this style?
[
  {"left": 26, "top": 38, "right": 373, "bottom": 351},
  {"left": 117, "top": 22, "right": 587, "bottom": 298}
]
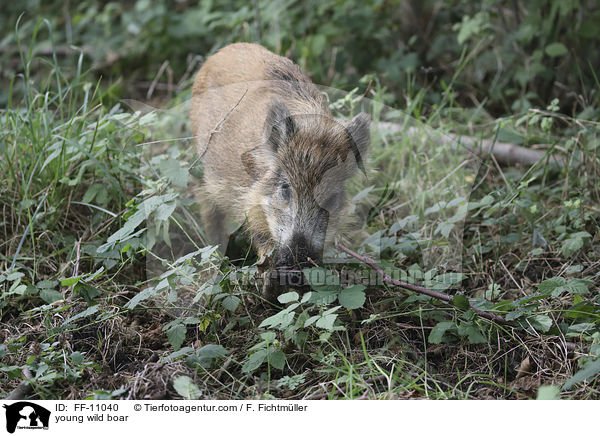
[{"left": 1, "top": 0, "right": 599, "bottom": 116}]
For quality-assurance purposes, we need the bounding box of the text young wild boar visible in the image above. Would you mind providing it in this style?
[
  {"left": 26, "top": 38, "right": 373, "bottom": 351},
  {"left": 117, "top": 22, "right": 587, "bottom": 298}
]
[{"left": 190, "top": 43, "right": 370, "bottom": 297}]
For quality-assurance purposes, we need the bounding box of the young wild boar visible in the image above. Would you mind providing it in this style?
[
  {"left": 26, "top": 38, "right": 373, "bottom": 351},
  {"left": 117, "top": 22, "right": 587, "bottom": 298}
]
[{"left": 190, "top": 43, "right": 369, "bottom": 295}]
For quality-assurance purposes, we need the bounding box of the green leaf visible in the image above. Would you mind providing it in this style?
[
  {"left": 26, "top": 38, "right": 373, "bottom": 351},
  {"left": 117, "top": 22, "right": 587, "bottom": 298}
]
[
  {"left": 74, "top": 283, "right": 102, "bottom": 304},
  {"left": 62, "top": 306, "right": 99, "bottom": 326},
  {"left": 40, "top": 289, "right": 63, "bottom": 304},
  {"left": 538, "top": 277, "right": 566, "bottom": 295},
  {"left": 155, "top": 201, "right": 176, "bottom": 221},
  {"left": 536, "top": 385, "right": 560, "bottom": 400},
  {"left": 36, "top": 280, "right": 57, "bottom": 289},
  {"left": 530, "top": 315, "right": 553, "bottom": 333},
  {"left": 260, "top": 331, "right": 277, "bottom": 342},
  {"left": 268, "top": 350, "right": 286, "bottom": 370},
  {"left": 125, "top": 287, "right": 159, "bottom": 309},
  {"left": 193, "top": 344, "right": 229, "bottom": 368},
  {"left": 61, "top": 275, "right": 84, "bottom": 287},
  {"left": 6, "top": 271, "right": 24, "bottom": 282},
  {"left": 563, "top": 279, "right": 592, "bottom": 295},
  {"left": 561, "top": 232, "right": 591, "bottom": 257},
  {"left": 196, "top": 344, "right": 229, "bottom": 359},
  {"left": 221, "top": 295, "right": 241, "bottom": 312},
  {"left": 453, "top": 294, "right": 470, "bottom": 310},
  {"left": 159, "top": 158, "right": 189, "bottom": 188},
  {"left": 563, "top": 358, "right": 600, "bottom": 390},
  {"left": 259, "top": 307, "right": 296, "bottom": 329},
  {"left": 338, "top": 285, "right": 366, "bottom": 309},
  {"left": 435, "top": 221, "right": 454, "bottom": 238},
  {"left": 304, "top": 315, "right": 320, "bottom": 327},
  {"left": 71, "top": 352, "right": 84, "bottom": 365},
  {"left": 173, "top": 376, "right": 201, "bottom": 399},
  {"left": 308, "top": 290, "right": 339, "bottom": 304},
  {"left": 167, "top": 324, "right": 186, "bottom": 350},
  {"left": 278, "top": 292, "right": 299, "bottom": 304},
  {"left": 242, "top": 349, "right": 268, "bottom": 373},
  {"left": 457, "top": 322, "right": 486, "bottom": 344},
  {"left": 315, "top": 313, "right": 338, "bottom": 330},
  {"left": 429, "top": 321, "right": 455, "bottom": 344},
  {"left": 352, "top": 185, "right": 375, "bottom": 202},
  {"left": 160, "top": 347, "right": 195, "bottom": 363},
  {"left": 545, "top": 42, "right": 568, "bottom": 57}
]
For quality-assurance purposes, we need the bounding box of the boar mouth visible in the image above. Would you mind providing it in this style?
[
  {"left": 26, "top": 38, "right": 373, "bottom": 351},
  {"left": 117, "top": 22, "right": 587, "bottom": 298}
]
[
  {"left": 272, "top": 239, "right": 322, "bottom": 289},
  {"left": 271, "top": 267, "right": 310, "bottom": 289}
]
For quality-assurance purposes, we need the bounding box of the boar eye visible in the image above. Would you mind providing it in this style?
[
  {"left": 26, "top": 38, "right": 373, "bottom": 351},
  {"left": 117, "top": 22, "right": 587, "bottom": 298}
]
[{"left": 280, "top": 183, "right": 291, "bottom": 202}]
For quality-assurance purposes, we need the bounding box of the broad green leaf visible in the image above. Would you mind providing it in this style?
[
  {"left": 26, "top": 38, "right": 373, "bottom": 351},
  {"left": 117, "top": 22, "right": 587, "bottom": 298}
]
[
  {"left": 563, "top": 358, "right": 600, "bottom": 390},
  {"left": 278, "top": 292, "right": 299, "bottom": 304},
  {"left": 304, "top": 315, "right": 320, "bottom": 327},
  {"left": 561, "top": 232, "right": 590, "bottom": 257},
  {"left": 259, "top": 309, "right": 296, "bottom": 329},
  {"left": 538, "top": 277, "right": 566, "bottom": 296},
  {"left": 268, "top": 350, "right": 286, "bottom": 370},
  {"left": 167, "top": 324, "right": 186, "bottom": 350},
  {"left": 173, "top": 376, "right": 201, "bottom": 399},
  {"left": 457, "top": 323, "right": 486, "bottom": 344},
  {"left": 160, "top": 347, "right": 195, "bottom": 363},
  {"left": 315, "top": 313, "right": 338, "bottom": 330},
  {"left": 159, "top": 158, "right": 189, "bottom": 188},
  {"left": 260, "top": 331, "right": 277, "bottom": 342},
  {"left": 40, "top": 289, "right": 63, "bottom": 304},
  {"left": 564, "top": 279, "right": 592, "bottom": 295},
  {"left": 453, "top": 294, "right": 470, "bottom": 310},
  {"left": 536, "top": 385, "right": 560, "bottom": 400},
  {"left": 338, "top": 285, "right": 366, "bottom": 309},
  {"left": 193, "top": 344, "right": 229, "bottom": 368},
  {"left": 242, "top": 349, "right": 268, "bottom": 373},
  {"left": 6, "top": 271, "right": 24, "bottom": 282},
  {"left": 155, "top": 201, "right": 176, "bottom": 221},
  {"left": 530, "top": 315, "right": 553, "bottom": 333},
  {"left": 36, "top": 280, "right": 57, "bottom": 289},
  {"left": 308, "top": 290, "right": 338, "bottom": 305},
  {"left": 61, "top": 275, "right": 84, "bottom": 287},
  {"left": 125, "top": 287, "right": 159, "bottom": 309},
  {"left": 545, "top": 42, "right": 568, "bottom": 57},
  {"left": 429, "top": 321, "right": 455, "bottom": 344},
  {"left": 62, "top": 306, "right": 99, "bottom": 326},
  {"left": 221, "top": 295, "right": 241, "bottom": 312},
  {"left": 71, "top": 351, "right": 84, "bottom": 365},
  {"left": 196, "top": 344, "right": 229, "bottom": 359}
]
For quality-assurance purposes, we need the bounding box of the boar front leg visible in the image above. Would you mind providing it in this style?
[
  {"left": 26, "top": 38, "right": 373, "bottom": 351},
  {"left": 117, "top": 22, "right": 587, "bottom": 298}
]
[{"left": 201, "top": 203, "right": 231, "bottom": 255}]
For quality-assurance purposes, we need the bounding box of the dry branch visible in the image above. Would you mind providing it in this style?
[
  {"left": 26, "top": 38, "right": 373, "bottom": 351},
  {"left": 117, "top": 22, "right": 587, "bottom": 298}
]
[
  {"left": 5, "top": 368, "right": 33, "bottom": 400},
  {"left": 335, "top": 242, "right": 512, "bottom": 326},
  {"left": 378, "top": 122, "right": 566, "bottom": 167}
]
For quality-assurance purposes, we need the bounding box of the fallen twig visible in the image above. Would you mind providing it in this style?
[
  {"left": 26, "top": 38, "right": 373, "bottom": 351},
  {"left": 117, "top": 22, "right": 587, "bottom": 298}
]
[
  {"left": 335, "top": 242, "right": 512, "bottom": 326},
  {"left": 378, "top": 122, "right": 568, "bottom": 167},
  {"left": 5, "top": 368, "right": 34, "bottom": 400}
]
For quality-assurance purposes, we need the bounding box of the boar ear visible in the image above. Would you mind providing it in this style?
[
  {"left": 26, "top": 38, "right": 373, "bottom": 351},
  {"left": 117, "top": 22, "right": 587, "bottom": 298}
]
[
  {"left": 264, "top": 99, "right": 296, "bottom": 152},
  {"left": 346, "top": 113, "right": 370, "bottom": 172}
]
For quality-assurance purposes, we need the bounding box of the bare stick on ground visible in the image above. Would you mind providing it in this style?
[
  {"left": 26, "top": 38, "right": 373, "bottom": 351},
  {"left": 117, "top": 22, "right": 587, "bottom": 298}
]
[
  {"left": 378, "top": 122, "right": 567, "bottom": 167},
  {"left": 335, "top": 242, "right": 512, "bottom": 326}
]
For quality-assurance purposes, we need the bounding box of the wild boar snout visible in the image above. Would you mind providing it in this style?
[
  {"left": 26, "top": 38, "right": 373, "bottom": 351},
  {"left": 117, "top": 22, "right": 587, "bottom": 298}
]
[{"left": 275, "top": 232, "right": 323, "bottom": 270}]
